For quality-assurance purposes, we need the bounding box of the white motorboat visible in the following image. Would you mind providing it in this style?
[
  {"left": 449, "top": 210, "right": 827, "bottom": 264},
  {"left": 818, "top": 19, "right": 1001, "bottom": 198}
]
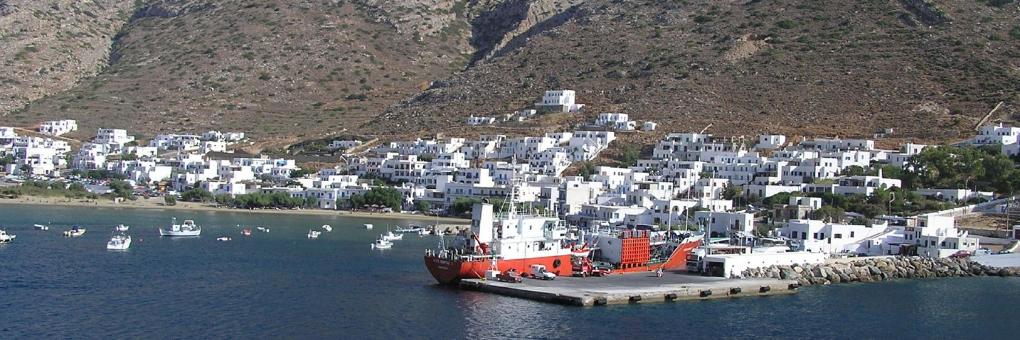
[
  {"left": 381, "top": 231, "right": 403, "bottom": 241},
  {"left": 107, "top": 234, "right": 131, "bottom": 250},
  {"left": 364, "top": 224, "right": 374, "bottom": 230},
  {"left": 216, "top": 236, "right": 232, "bottom": 242},
  {"left": 321, "top": 224, "right": 332, "bottom": 232},
  {"left": 159, "top": 218, "right": 201, "bottom": 237},
  {"left": 0, "top": 229, "right": 15, "bottom": 243},
  {"left": 256, "top": 226, "right": 270, "bottom": 233},
  {"left": 115, "top": 224, "right": 130, "bottom": 232},
  {"left": 307, "top": 230, "right": 321, "bottom": 239},
  {"left": 33, "top": 224, "right": 49, "bottom": 231},
  {"left": 63, "top": 226, "right": 86, "bottom": 237},
  {"left": 371, "top": 238, "right": 392, "bottom": 249},
  {"left": 395, "top": 225, "right": 424, "bottom": 233}
]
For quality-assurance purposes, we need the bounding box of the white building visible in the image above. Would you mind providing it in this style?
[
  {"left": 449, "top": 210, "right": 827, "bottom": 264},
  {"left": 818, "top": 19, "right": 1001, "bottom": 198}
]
[
  {"left": 974, "top": 123, "right": 1020, "bottom": 146},
  {"left": 594, "top": 113, "right": 636, "bottom": 131},
  {"left": 38, "top": 120, "right": 77, "bottom": 136},
  {"left": 780, "top": 219, "right": 886, "bottom": 254},
  {"left": 467, "top": 115, "right": 496, "bottom": 126},
  {"left": 535, "top": 90, "right": 584, "bottom": 113},
  {"left": 907, "top": 216, "right": 980, "bottom": 258},
  {"left": 756, "top": 134, "right": 787, "bottom": 149},
  {"left": 694, "top": 211, "right": 755, "bottom": 236}
]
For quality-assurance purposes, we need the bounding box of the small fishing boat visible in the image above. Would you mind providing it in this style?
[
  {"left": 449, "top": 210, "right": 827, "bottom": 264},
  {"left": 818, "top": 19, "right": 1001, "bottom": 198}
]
[
  {"left": 63, "top": 226, "right": 86, "bottom": 237},
  {"left": 242, "top": 228, "right": 252, "bottom": 237},
  {"left": 0, "top": 229, "right": 15, "bottom": 243},
  {"left": 308, "top": 230, "right": 321, "bottom": 239},
  {"left": 115, "top": 224, "right": 130, "bottom": 232},
  {"left": 364, "top": 224, "right": 374, "bottom": 230},
  {"left": 216, "top": 236, "right": 232, "bottom": 242},
  {"left": 107, "top": 234, "right": 131, "bottom": 250},
  {"left": 395, "top": 225, "right": 424, "bottom": 233},
  {"left": 159, "top": 218, "right": 201, "bottom": 237},
  {"left": 34, "top": 224, "right": 49, "bottom": 231},
  {"left": 371, "top": 238, "right": 392, "bottom": 249},
  {"left": 321, "top": 225, "right": 332, "bottom": 232},
  {"left": 256, "top": 226, "right": 269, "bottom": 233},
  {"left": 381, "top": 231, "right": 403, "bottom": 241}
]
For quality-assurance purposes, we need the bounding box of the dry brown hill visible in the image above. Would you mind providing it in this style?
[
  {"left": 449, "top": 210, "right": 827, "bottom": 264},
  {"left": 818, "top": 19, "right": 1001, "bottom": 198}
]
[
  {"left": 2, "top": 0, "right": 1019, "bottom": 147},
  {"left": 373, "top": 0, "right": 1020, "bottom": 143}
]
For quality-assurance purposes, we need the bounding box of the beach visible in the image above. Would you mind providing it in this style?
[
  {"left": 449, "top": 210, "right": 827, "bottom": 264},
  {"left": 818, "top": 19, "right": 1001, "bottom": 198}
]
[{"left": 0, "top": 195, "right": 470, "bottom": 225}]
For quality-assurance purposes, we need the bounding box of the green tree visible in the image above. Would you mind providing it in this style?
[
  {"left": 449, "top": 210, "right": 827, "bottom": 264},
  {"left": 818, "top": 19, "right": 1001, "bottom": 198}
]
[
  {"left": 108, "top": 180, "right": 133, "bottom": 199},
  {"left": 164, "top": 195, "right": 177, "bottom": 206},
  {"left": 811, "top": 206, "right": 845, "bottom": 222},
  {"left": 181, "top": 188, "right": 214, "bottom": 202},
  {"left": 415, "top": 200, "right": 432, "bottom": 214},
  {"left": 620, "top": 145, "right": 640, "bottom": 167}
]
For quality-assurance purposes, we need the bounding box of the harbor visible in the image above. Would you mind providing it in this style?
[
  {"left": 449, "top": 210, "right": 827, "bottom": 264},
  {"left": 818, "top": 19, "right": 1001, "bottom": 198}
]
[{"left": 460, "top": 272, "right": 798, "bottom": 307}]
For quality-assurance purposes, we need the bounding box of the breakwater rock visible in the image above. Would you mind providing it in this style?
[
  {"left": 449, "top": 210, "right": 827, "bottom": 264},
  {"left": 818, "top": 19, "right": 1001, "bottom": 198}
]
[{"left": 740, "top": 256, "right": 1020, "bottom": 286}]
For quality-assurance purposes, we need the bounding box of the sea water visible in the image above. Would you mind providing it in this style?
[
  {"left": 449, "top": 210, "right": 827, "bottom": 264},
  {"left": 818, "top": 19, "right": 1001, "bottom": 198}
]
[{"left": 1, "top": 204, "right": 1018, "bottom": 339}]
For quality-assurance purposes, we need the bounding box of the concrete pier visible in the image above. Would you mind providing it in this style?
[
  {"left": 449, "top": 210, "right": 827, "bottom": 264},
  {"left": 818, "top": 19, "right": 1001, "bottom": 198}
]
[{"left": 459, "top": 271, "right": 798, "bottom": 307}]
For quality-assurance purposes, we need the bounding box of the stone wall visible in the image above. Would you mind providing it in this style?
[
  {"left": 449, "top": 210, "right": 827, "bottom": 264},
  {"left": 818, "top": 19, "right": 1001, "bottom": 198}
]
[{"left": 740, "top": 256, "right": 1020, "bottom": 287}]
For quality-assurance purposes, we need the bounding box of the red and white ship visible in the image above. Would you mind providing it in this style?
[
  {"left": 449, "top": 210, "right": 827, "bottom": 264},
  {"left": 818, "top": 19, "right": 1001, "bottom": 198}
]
[
  {"left": 424, "top": 183, "right": 579, "bottom": 284},
  {"left": 423, "top": 181, "right": 704, "bottom": 284}
]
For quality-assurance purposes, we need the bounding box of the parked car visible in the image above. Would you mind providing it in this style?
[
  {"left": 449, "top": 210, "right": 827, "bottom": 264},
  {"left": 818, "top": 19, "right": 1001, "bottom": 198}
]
[
  {"left": 529, "top": 264, "right": 556, "bottom": 280},
  {"left": 496, "top": 269, "right": 523, "bottom": 283}
]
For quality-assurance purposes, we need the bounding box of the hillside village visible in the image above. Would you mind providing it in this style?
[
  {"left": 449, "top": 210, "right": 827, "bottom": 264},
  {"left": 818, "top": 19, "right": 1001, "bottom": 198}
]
[{"left": 4, "top": 90, "right": 1020, "bottom": 266}]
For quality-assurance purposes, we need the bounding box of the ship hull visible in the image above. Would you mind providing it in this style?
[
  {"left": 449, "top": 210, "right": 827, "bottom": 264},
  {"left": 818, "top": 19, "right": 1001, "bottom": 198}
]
[{"left": 424, "top": 254, "right": 575, "bottom": 285}]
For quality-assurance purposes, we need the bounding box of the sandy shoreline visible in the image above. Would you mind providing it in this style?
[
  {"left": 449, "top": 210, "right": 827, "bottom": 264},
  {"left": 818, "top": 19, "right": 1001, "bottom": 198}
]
[{"left": 0, "top": 196, "right": 470, "bottom": 224}]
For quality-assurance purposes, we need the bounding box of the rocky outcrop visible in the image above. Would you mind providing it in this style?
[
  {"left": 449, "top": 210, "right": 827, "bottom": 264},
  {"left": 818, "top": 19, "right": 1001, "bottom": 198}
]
[
  {"left": 0, "top": 1, "right": 17, "bottom": 17},
  {"left": 741, "top": 257, "right": 1020, "bottom": 287}
]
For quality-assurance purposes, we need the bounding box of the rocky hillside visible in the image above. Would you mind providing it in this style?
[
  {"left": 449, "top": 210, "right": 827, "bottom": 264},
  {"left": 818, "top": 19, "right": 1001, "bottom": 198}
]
[
  {"left": 0, "top": 0, "right": 135, "bottom": 118},
  {"left": 374, "top": 0, "right": 1020, "bottom": 143},
  {"left": 2, "top": 0, "right": 1019, "bottom": 146}
]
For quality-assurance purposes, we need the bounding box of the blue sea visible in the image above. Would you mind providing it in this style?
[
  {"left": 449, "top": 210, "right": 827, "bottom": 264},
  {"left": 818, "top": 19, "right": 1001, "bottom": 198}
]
[{"left": 1, "top": 204, "right": 1018, "bottom": 339}]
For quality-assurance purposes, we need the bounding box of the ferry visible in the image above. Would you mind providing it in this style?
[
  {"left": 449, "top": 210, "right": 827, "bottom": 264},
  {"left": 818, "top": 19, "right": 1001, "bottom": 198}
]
[
  {"left": 159, "top": 218, "right": 201, "bottom": 237},
  {"left": 423, "top": 181, "right": 578, "bottom": 285}
]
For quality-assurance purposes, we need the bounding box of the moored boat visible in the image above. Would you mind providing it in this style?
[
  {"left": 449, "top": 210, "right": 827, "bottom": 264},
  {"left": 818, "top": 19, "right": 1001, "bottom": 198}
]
[
  {"left": 321, "top": 225, "right": 332, "bottom": 232},
  {"left": 107, "top": 234, "right": 131, "bottom": 250},
  {"left": 364, "top": 224, "right": 374, "bottom": 230},
  {"left": 217, "top": 236, "right": 232, "bottom": 242},
  {"left": 423, "top": 180, "right": 577, "bottom": 285},
  {"left": 115, "top": 224, "right": 130, "bottom": 232},
  {"left": 242, "top": 228, "right": 252, "bottom": 237},
  {"left": 371, "top": 237, "right": 392, "bottom": 249},
  {"left": 63, "top": 226, "right": 86, "bottom": 237},
  {"left": 34, "top": 224, "right": 49, "bottom": 231},
  {"left": 0, "top": 229, "right": 15, "bottom": 243},
  {"left": 307, "top": 230, "right": 321, "bottom": 239},
  {"left": 159, "top": 218, "right": 201, "bottom": 237},
  {"left": 381, "top": 231, "right": 403, "bottom": 241}
]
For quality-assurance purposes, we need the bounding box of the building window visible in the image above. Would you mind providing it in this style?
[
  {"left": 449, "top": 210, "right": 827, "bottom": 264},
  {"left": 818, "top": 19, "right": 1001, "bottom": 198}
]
[{"left": 834, "top": 233, "right": 842, "bottom": 239}]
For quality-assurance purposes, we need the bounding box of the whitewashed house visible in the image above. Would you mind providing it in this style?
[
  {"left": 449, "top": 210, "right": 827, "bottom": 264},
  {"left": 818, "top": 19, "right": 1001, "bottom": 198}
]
[
  {"left": 38, "top": 120, "right": 77, "bottom": 136},
  {"left": 595, "top": 113, "right": 636, "bottom": 131},
  {"left": 535, "top": 90, "right": 584, "bottom": 113},
  {"left": 467, "top": 115, "right": 496, "bottom": 126}
]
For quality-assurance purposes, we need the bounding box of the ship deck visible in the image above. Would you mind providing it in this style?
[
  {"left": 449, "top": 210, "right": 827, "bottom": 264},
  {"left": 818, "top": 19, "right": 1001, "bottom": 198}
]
[{"left": 459, "top": 271, "right": 798, "bottom": 307}]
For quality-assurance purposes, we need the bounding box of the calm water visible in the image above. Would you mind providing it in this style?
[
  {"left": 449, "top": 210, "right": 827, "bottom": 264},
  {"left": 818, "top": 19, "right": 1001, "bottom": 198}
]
[{"left": 1, "top": 204, "right": 1018, "bottom": 339}]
